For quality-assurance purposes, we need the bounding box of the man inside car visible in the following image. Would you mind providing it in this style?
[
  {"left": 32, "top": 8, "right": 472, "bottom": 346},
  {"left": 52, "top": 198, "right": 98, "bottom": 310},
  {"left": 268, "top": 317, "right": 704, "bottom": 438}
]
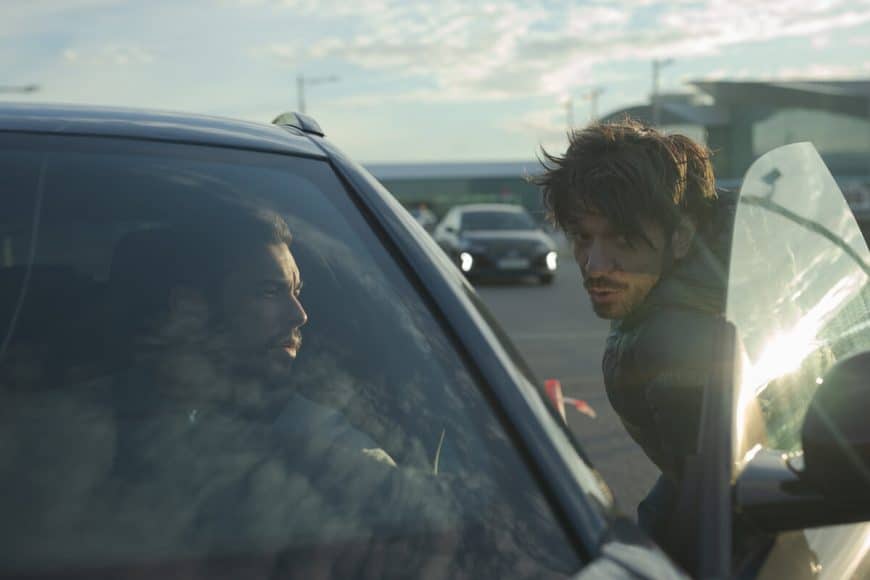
[
  {"left": 534, "top": 118, "right": 735, "bottom": 554},
  {"left": 102, "top": 203, "right": 533, "bottom": 571},
  {"left": 108, "top": 206, "right": 309, "bottom": 423}
]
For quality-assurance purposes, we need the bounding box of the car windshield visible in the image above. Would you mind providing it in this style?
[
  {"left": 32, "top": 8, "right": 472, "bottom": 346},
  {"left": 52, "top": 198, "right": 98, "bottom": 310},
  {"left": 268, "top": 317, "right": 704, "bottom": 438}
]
[
  {"left": 461, "top": 210, "right": 536, "bottom": 231},
  {"left": 727, "top": 143, "right": 870, "bottom": 466},
  {"left": 0, "top": 134, "right": 580, "bottom": 578}
]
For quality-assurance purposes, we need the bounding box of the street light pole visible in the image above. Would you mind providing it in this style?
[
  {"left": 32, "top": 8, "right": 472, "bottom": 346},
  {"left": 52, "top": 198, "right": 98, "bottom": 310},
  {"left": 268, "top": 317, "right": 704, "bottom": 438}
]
[
  {"left": 296, "top": 74, "right": 339, "bottom": 115},
  {"left": 651, "top": 58, "right": 673, "bottom": 126},
  {"left": 564, "top": 96, "right": 574, "bottom": 132},
  {"left": 296, "top": 75, "right": 305, "bottom": 115},
  {"left": 582, "top": 87, "right": 605, "bottom": 122}
]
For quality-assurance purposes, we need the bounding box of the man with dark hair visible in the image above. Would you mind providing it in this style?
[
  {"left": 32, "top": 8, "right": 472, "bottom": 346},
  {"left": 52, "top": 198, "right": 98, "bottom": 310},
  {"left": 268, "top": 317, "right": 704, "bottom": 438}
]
[
  {"left": 104, "top": 205, "right": 460, "bottom": 554},
  {"left": 535, "top": 118, "right": 735, "bottom": 547},
  {"left": 104, "top": 206, "right": 313, "bottom": 530},
  {"left": 108, "top": 206, "right": 307, "bottom": 418}
]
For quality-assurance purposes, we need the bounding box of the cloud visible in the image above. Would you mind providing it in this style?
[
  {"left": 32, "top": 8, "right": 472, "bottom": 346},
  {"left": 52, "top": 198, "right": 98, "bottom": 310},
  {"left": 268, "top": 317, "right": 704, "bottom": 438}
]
[
  {"left": 811, "top": 35, "right": 832, "bottom": 49},
  {"left": 509, "top": 107, "right": 566, "bottom": 139},
  {"left": 61, "top": 45, "right": 155, "bottom": 66},
  {"left": 848, "top": 34, "right": 870, "bottom": 46},
  {"left": 690, "top": 68, "right": 729, "bottom": 82},
  {"left": 773, "top": 61, "right": 870, "bottom": 80},
  {"left": 497, "top": 104, "right": 600, "bottom": 162},
  {"left": 6, "top": 0, "right": 870, "bottom": 163},
  {"left": 0, "top": 0, "right": 124, "bottom": 39},
  {"left": 254, "top": 0, "right": 870, "bottom": 104}
]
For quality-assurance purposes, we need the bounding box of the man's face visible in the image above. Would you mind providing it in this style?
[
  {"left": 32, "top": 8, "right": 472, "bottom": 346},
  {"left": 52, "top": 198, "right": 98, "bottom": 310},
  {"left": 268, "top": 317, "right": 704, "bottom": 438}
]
[
  {"left": 571, "top": 211, "right": 669, "bottom": 320},
  {"left": 220, "top": 242, "right": 308, "bottom": 381}
]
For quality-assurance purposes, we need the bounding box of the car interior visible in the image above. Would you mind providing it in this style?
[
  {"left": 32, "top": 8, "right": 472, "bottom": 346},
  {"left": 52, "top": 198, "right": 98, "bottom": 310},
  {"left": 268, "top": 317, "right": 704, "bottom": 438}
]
[{"left": 0, "top": 144, "right": 579, "bottom": 578}]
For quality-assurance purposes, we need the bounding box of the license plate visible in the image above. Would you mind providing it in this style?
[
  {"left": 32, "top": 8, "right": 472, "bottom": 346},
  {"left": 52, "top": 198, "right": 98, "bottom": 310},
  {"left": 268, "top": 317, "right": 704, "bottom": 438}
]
[{"left": 497, "top": 257, "right": 530, "bottom": 270}]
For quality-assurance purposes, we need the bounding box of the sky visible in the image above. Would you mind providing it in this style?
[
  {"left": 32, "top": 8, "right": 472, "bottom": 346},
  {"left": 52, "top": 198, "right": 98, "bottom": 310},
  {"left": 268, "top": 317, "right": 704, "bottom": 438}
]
[{"left": 2, "top": 0, "right": 870, "bottom": 163}]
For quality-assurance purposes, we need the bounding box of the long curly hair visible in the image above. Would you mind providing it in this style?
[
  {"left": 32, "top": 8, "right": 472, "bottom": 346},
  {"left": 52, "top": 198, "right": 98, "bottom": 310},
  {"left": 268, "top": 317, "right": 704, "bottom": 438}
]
[{"left": 533, "top": 117, "right": 717, "bottom": 247}]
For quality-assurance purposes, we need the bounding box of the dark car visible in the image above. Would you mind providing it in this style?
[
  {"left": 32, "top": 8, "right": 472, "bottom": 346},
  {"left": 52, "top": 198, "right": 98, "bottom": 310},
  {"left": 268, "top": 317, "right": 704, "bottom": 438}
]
[
  {"left": 2, "top": 104, "right": 870, "bottom": 580},
  {"left": 0, "top": 103, "right": 676, "bottom": 579},
  {"left": 433, "top": 203, "right": 558, "bottom": 284}
]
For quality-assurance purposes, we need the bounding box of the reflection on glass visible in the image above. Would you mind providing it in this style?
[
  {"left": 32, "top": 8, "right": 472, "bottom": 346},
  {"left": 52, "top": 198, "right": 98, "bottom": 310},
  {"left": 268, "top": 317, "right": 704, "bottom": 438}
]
[
  {"left": 745, "top": 272, "right": 866, "bottom": 397},
  {"left": 0, "top": 140, "right": 580, "bottom": 578},
  {"left": 729, "top": 145, "right": 870, "bottom": 579},
  {"left": 728, "top": 143, "right": 870, "bottom": 463}
]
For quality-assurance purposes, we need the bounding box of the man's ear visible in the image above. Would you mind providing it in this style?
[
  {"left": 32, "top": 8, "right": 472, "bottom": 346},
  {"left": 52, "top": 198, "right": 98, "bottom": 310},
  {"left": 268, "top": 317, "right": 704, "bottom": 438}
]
[{"left": 671, "top": 217, "right": 696, "bottom": 260}]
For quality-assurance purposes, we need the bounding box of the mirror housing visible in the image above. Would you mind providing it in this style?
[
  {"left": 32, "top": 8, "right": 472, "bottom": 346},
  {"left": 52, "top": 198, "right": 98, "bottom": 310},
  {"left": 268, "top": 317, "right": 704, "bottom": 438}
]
[
  {"left": 735, "top": 353, "right": 870, "bottom": 532},
  {"left": 734, "top": 450, "right": 870, "bottom": 532},
  {"left": 801, "top": 351, "right": 870, "bottom": 497}
]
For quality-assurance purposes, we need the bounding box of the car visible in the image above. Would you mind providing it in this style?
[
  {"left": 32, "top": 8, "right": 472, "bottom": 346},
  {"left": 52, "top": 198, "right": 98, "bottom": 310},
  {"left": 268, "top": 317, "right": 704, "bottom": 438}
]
[
  {"left": 433, "top": 203, "right": 559, "bottom": 284},
  {"left": 0, "top": 103, "right": 674, "bottom": 579},
  {"left": 1, "top": 104, "right": 869, "bottom": 580}
]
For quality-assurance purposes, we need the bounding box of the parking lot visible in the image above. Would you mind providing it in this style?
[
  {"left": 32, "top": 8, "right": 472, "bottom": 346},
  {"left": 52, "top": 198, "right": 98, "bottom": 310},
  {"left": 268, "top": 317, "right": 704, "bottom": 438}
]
[{"left": 475, "top": 239, "right": 659, "bottom": 517}]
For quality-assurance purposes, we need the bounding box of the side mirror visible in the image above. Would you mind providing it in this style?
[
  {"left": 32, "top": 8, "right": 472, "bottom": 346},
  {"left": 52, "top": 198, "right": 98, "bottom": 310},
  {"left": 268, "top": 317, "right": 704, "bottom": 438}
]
[
  {"left": 801, "top": 351, "right": 870, "bottom": 497},
  {"left": 735, "top": 352, "right": 870, "bottom": 532}
]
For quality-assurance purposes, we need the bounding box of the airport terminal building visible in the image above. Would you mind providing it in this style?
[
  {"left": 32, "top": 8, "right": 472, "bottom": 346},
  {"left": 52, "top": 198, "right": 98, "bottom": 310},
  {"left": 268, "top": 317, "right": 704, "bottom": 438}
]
[{"left": 366, "top": 79, "right": 870, "bottom": 226}]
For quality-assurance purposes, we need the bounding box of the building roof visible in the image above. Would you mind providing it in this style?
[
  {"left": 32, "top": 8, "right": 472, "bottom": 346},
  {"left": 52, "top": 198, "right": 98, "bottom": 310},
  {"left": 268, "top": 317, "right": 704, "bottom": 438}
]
[
  {"left": 602, "top": 79, "right": 870, "bottom": 127},
  {"left": 691, "top": 80, "right": 870, "bottom": 117},
  {"left": 366, "top": 160, "right": 542, "bottom": 181}
]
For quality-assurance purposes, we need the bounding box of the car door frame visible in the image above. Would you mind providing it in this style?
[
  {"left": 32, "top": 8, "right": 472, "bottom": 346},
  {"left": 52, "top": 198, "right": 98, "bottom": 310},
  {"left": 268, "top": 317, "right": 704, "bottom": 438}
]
[{"left": 309, "top": 134, "right": 617, "bottom": 559}]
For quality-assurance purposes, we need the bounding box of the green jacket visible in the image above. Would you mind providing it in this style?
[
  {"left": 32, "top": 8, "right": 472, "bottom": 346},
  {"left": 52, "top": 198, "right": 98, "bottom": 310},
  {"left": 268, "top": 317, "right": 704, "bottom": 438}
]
[{"left": 602, "top": 191, "right": 737, "bottom": 481}]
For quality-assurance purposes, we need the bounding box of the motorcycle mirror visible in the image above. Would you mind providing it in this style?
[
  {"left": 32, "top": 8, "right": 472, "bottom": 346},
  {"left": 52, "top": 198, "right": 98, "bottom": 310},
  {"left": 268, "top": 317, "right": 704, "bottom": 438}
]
[{"left": 801, "top": 351, "right": 870, "bottom": 498}]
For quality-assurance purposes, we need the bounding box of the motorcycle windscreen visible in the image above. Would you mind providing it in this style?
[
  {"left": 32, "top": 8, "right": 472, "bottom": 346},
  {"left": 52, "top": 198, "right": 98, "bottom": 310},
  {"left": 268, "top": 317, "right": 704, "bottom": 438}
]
[{"left": 726, "top": 142, "right": 870, "bottom": 471}]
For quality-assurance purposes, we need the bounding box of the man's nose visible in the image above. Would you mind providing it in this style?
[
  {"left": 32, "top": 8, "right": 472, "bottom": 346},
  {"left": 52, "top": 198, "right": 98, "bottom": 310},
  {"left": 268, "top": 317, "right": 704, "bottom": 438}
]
[
  {"left": 579, "top": 240, "right": 614, "bottom": 275},
  {"left": 289, "top": 295, "right": 308, "bottom": 328}
]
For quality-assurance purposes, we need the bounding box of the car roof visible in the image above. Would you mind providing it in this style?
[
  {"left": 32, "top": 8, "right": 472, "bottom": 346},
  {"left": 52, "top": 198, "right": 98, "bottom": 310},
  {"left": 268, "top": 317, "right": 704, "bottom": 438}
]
[
  {"left": 452, "top": 203, "right": 527, "bottom": 214},
  {"left": 0, "top": 102, "right": 326, "bottom": 158}
]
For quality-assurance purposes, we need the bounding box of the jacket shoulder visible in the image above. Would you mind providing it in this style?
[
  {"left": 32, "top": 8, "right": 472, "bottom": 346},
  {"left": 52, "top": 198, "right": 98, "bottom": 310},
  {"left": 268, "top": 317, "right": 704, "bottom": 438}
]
[{"left": 625, "top": 307, "right": 725, "bottom": 386}]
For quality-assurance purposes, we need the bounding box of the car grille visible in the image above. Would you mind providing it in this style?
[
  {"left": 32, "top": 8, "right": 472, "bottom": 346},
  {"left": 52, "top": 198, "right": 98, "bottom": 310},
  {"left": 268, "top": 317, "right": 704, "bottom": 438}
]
[{"left": 477, "top": 239, "right": 541, "bottom": 258}]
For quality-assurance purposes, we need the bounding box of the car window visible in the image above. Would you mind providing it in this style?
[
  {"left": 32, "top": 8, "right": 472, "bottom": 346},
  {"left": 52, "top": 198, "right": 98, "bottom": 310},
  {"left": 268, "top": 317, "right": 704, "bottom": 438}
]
[
  {"left": 0, "top": 134, "right": 580, "bottom": 578},
  {"left": 461, "top": 210, "right": 536, "bottom": 231}
]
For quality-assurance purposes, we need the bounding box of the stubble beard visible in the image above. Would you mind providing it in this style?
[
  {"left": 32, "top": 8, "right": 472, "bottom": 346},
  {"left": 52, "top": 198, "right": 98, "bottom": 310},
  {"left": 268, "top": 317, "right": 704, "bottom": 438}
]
[{"left": 585, "top": 277, "right": 656, "bottom": 320}]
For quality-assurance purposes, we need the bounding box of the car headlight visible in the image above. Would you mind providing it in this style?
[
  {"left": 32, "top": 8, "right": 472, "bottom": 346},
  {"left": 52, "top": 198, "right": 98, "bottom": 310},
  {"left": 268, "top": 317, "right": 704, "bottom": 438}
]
[
  {"left": 546, "top": 251, "right": 558, "bottom": 271},
  {"left": 459, "top": 252, "right": 474, "bottom": 272}
]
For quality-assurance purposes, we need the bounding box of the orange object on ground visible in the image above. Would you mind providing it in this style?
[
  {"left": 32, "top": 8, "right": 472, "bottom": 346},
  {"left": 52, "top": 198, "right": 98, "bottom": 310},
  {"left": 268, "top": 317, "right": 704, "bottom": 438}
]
[{"left": 544, "top": 379, "right": 596, "bottom": 421}]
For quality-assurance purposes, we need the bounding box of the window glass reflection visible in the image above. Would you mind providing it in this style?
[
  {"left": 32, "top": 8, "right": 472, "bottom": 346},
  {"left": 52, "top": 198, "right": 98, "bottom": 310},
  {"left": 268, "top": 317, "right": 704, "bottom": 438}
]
[{"left": 0, "top": 138, "right": 579, "bottom": 578}]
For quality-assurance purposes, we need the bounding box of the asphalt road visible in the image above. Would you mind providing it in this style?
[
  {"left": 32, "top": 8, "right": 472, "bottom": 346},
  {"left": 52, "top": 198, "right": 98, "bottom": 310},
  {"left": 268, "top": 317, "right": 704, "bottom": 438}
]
[{"left": 474, "top": 247, "right": 659, "bottom": 518}]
